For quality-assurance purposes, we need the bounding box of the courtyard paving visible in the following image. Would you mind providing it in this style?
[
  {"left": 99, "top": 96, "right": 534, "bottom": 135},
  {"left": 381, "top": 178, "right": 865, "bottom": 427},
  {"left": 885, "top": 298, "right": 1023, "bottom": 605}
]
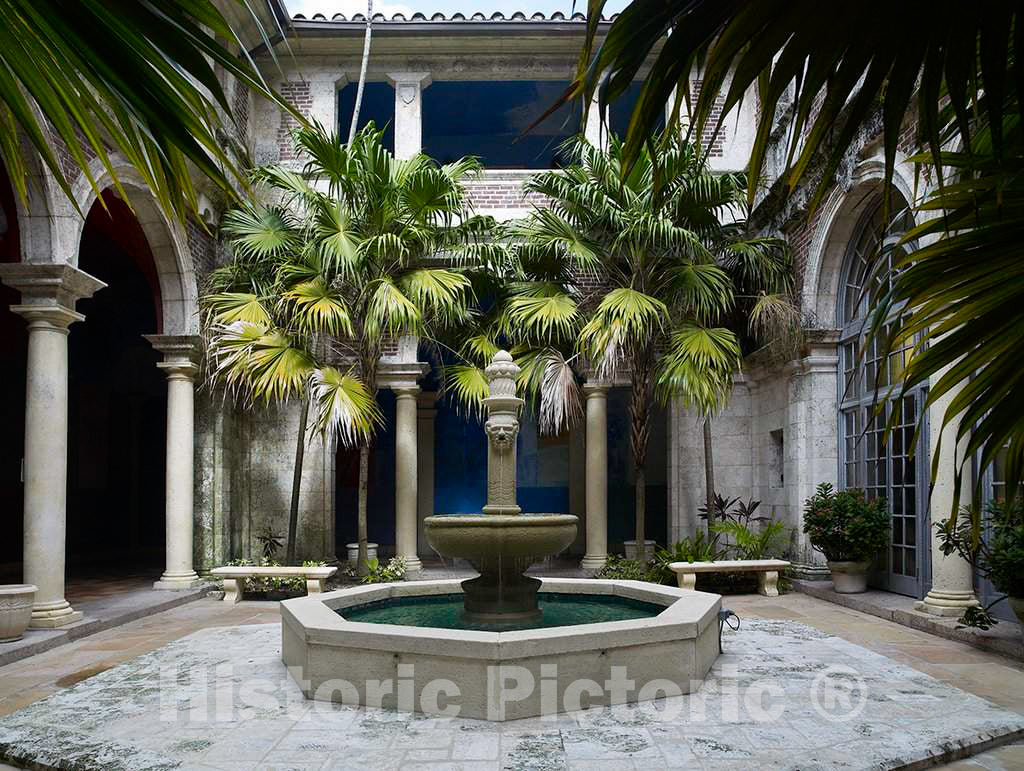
[{"left": 0, "top": 592, "right": 1021, "bottom": 769}]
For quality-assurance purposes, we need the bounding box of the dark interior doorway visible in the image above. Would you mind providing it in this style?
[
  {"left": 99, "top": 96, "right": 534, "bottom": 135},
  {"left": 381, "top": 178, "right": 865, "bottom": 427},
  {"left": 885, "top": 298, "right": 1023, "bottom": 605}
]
[
  {"left": 0, "top": 161, "right": 25, "bottom": 579},
  {"left": 65, "top": 193, "right": 167, "bottom": 575}
]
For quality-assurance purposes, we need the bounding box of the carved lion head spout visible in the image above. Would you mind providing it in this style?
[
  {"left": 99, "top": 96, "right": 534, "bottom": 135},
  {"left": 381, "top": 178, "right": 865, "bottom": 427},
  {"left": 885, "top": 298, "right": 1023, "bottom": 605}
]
[{"left": 485, "top": 421, "right": 516, "bottom": 449}]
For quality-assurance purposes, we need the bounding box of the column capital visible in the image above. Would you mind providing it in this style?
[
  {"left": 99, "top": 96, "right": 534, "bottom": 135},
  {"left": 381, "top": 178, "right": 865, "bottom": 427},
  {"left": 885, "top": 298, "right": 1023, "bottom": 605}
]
[
  {"left": 146, "top": 334, "right": 202, "bottom": 381},
  {"left": 0, "top": 263, "right": 105, "bottom": 312},
  {"left": 393, "top": 384, "right": 420, "bottom": 400},
  {"left": 583, "top": 381, "right": 610, "bottom": 396},
  {"left": 9, "top": 304, "right": 84, "bottom": 332},
  {"left": 386, "top": 71, "right": 432, "bottom": 90},
  {"left": 378, "top": 359, "right": 429, "bottom": 389}
]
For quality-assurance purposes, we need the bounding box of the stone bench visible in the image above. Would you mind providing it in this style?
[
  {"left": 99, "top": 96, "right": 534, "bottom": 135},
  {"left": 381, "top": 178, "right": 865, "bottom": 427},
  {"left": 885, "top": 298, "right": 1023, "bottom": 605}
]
[
  {"left": 668, "top": 559, "right": 791, "bottom": 597},
  {"left": 210, "top": 566, "right": 337, "bottom": 604}
]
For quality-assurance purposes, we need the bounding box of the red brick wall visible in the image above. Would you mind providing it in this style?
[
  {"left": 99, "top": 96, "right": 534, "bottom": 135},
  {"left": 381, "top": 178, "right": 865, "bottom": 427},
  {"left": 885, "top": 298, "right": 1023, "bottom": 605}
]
[
  {"left": 233, "top": 80, "right": 250, "bottom": 147},
  {"left": 277, "top": 81, "right": 312, "bottom": 161},
  {"left": 691, "top": 80, "right": 725, "bottom": 158},
  {"left": 187, "top": 218, "right": 218, "bottom": 278},
  {"left": 465, "top": 179, "right": 547, "bottom": 210}
]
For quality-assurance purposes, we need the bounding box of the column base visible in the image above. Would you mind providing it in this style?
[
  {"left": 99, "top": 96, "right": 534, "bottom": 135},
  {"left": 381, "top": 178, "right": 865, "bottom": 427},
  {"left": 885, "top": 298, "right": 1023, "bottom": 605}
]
[
  {"left": 580, "top": 554, "right": 608, "bottom": 571},
  {"left": 402, "top": 556, "right": 423, "bottom": 574},
  {"left": 154, "top": 571, "right": 202, "bottom": 591},
  {"left": 30, "top": 600, "right": 83, "bottom": 629},
  {"left": 915, "top": 589, "right": 980, "bottom": 617}
]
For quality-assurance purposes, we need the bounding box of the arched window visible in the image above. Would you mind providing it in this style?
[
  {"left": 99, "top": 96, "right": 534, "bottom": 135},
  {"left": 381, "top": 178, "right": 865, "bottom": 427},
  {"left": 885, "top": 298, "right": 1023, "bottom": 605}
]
[{"left": 838, "top": 202, "right": 927, "bottom": 597}]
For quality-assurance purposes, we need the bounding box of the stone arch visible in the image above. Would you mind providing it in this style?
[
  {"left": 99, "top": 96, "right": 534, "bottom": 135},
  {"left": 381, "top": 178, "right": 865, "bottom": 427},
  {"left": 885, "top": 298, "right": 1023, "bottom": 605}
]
[
  {"left": 802, "top": 153, "right": 918, "bottom": 329},
  {"left": 6, "top": 134, "right": 66, "bottom": 265},
  {"left": 71, "top": 160, "right": 199, "bottom": 335}
]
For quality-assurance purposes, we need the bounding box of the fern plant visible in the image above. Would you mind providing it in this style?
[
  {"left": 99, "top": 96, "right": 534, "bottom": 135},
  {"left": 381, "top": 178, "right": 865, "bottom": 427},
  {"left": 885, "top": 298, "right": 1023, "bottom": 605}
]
[{"left": 711, "top": 520, "right": 789, "bottom": 561}]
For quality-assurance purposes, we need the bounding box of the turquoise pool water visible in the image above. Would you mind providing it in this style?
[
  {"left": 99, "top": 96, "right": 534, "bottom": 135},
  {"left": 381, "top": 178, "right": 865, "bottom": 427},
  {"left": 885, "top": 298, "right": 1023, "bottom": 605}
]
[{"left": 339, "top": 592, "right": 664, "bottom": 632}]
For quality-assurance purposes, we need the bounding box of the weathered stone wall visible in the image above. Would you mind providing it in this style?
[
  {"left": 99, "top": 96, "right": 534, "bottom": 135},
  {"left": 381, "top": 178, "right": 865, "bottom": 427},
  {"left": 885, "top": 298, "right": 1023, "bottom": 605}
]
[{"left": 193, "top": 393, "right": 337, "bottom": 570}]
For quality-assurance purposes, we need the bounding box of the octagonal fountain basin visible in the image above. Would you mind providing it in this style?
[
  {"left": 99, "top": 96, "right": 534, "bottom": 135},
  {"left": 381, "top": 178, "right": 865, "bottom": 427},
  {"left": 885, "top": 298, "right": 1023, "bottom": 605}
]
[{"left": 281, "top": 578, "right": 721, "bottom": 721}]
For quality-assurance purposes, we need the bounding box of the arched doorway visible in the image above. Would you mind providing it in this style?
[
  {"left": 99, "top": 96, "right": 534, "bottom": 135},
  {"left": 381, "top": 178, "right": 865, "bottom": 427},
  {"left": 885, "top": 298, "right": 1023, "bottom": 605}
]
[
  {"left": 0, "top": 161, "right": 26, "bottom": 579},
  {"left": 65, "top": 191, "right": 167, "bottom": 575}
]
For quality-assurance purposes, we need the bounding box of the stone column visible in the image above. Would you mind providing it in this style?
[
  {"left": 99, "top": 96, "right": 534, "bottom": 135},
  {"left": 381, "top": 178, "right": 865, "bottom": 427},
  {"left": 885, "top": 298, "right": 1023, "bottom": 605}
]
[
  {"left": 386, "top": 72, "right": 431, "bottom": 160},
  {"left": 916, "top": 375, "right": 979, "bottom": 616},
  {"left": 394, "top": 385, "right": 422, "bottom": 572},
  {"left": 0, "top": 264, "right": 105, "bottom": 627},
  {"left": 416, "top": 393, "right": 437, "bottom": 555},
  {"left": 146, "top": 335, "right": 202, "bottom": 590},
  {"left": 581, "top": 383, "right": 609, "bottom": 570}
]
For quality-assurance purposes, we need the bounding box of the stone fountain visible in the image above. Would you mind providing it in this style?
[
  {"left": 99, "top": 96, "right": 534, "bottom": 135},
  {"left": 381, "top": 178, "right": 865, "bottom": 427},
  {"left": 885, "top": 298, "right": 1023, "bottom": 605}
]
[
  {"left": 280, "top": 350, "right": 721, "bottom": 720},
  {"left": 424, "top": 351, "right": 578, "bottom": 622}
]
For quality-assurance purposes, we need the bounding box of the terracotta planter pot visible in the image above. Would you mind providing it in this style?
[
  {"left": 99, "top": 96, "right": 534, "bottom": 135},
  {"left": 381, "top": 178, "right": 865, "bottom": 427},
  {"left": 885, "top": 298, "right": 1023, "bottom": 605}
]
[
  {"left": 623, "top": 540, "right": 657, "bottom": 561},
  {"left": 827, "top": 561, "right": 870, "bottom": 594},
  {"left": 0, "top": 584, "right": 36, "bottom": 643},
  {"left": 1009, "top": 596, "right": 1024, "bottom": 625}
]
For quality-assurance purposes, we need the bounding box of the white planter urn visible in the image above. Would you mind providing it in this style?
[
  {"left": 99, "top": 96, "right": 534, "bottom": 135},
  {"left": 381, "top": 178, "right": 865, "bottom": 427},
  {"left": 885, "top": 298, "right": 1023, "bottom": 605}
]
[
  {"left": 0, "top": 584, "right": 37, "bottom": 643},
  {"left": 827, "top": 561, "right": 870, "bottom": 594},
  {"left": 623, "top": 540, "right": 657, "bottom": 562},
  {"left": 346, "top": 543, "right": 379, "bottom": 565}
]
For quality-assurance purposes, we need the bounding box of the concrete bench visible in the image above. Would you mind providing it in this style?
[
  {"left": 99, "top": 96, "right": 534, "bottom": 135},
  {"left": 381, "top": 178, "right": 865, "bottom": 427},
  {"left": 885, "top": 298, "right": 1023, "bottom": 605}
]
[
  {"left": 210, "top": 566, "right": 337, "bottom": 604},
  {"left": 668, "top": 559, "right": 791, "bottom": 597}
]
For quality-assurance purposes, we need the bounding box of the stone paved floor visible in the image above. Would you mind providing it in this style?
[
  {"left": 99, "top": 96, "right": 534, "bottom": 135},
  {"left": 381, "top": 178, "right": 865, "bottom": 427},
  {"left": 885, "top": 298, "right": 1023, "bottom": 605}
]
[
  {"left": 0, "top": 592, "right": 1022, "bottom": 769},
  {"left": 0, "top": 574, "right": 211, "bottom": 667}
]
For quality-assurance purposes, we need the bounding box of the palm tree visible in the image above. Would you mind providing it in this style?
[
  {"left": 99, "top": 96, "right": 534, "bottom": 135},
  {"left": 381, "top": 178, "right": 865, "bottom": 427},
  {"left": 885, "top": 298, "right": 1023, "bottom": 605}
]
[
  {"left": 0, "top": 0, "right": 298, "bottom": 222},
  {"left": 452, "top": 135, "right": 791, "bottom": 550},
  {"left": 567, "top": 0, "right": 1024, "bottom": 515},
  {"left": 204, "top": 123, "right": 497, "bottom": 568}
]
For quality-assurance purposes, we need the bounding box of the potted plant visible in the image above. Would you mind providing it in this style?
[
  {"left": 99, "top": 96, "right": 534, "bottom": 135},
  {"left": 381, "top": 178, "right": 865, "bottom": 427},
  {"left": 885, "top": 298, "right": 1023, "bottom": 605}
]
[
  {"left": 0, "top": 584, "right": 36, "bottom": 642},
  {"left": 937, "top": 497, "right": 1024, "bottom": 627},
  {"left": 802, "top": 483, "right": 889, "bottom": 593}
]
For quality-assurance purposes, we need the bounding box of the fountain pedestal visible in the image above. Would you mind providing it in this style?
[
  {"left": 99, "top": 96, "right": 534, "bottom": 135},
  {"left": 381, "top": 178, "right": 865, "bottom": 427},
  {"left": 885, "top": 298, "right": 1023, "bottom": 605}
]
[{"left": 425, "top": 351, "right": 577, "bottom": 622}]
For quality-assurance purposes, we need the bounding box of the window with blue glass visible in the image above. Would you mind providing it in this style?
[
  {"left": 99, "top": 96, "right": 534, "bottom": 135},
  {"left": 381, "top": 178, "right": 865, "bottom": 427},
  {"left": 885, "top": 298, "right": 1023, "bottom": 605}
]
[
  {"left": 338, "top": 82, "right": 394, "bottom": 152},
  {"left": 608, "top": 81, "right": 666, "bottom": 140},
  {"left": 423, "top": 81, "right": 579, "bottom": 168}
]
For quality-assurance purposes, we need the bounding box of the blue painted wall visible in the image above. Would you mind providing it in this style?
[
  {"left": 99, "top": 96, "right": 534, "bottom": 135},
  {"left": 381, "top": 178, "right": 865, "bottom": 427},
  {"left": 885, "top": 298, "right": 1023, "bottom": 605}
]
[
  {"left": 607, "top": 388, "right": 668, "bottom": 547},
  {"left": 335, "top": 386, "right": 669, "bottom": 554},
  {"left": 433, "top": 399, "right": 571, "bottom": 515}
]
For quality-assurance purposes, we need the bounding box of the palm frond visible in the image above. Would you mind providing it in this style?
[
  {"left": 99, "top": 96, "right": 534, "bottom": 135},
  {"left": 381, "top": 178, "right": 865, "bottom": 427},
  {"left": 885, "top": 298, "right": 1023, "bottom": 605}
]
[
  {"left": 203, "top": 292, "right": 273, "bottom": 326},
  {"left": 0, "top": 0, "right": 301, "bottom": 222},
  {"left": 442, "top": 364, "right": 489, "bottom": 422},
  {"left": 283, "top": 278, "right": 354, "bottom": 337},
  {"left": 655, "top": 323, "right": 742, "bottom": 413},
  {"left": 310, "top": 367, "right": 383, "bottom": 447}
]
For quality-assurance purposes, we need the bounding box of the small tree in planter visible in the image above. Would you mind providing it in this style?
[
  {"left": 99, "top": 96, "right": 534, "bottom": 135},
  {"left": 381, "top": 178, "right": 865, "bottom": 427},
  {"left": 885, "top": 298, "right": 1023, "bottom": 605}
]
[
  {"left": 937, "top": 497, "right": 1024, "bottom": 628},
  {"left": 802, "top": 483, "right": 889, "bottom": 593}
]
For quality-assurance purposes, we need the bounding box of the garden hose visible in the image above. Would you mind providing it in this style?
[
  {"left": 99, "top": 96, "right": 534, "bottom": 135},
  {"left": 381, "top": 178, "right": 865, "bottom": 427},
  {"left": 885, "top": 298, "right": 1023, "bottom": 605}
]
[{"left": 718, "top": 608, "right": 740, "bottom": 653}]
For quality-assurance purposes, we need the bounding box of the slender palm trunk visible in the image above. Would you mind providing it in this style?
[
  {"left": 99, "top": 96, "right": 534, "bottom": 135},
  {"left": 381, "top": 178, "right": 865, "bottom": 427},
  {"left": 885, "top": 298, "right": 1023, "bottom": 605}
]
[
  {"left": 286, "top": 395, "right": 309, "bottom": 565},
  {"left": 357, "top": 443, "right": 370, "bottom": 573},
  {"left": 629, "top": 359, "right": 652, "bottom": 555},
  {"left": 347, "top": 0, "right": 373, "bottom": 144},
  {"left": 356, "top": 351, "right": 378, "bottom": 575},
  {"left": 703, "top": 417, "right": 715, "bottom": 528}
]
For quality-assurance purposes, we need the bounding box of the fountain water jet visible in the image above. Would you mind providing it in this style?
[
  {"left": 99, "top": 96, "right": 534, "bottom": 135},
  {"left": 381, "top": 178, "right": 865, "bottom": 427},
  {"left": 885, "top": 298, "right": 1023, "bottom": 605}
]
[{"left": 424, "top": 351, "right": 578, "bottom": 622}]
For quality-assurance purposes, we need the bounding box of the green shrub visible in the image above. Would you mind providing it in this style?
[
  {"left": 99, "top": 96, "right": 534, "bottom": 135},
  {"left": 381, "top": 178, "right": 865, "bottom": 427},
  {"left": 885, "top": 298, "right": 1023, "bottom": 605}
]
[
  {"left": 647, "top": 531, "right": 722, "bottom": 583},
  {"left": 939, "top": 498, "right": 1024, "bottom": 599},
  {"left": 711, "top": 519, "right": 790, "bottom": 560},
  {"left": 359, "top": 557, "right": 407, "bottom": 584},
  {"left": 595, "top": 555, "right": 662, "bottom": 583},
  {"left": 802, "top": 483, "right": 889, "bottom": 562}
]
